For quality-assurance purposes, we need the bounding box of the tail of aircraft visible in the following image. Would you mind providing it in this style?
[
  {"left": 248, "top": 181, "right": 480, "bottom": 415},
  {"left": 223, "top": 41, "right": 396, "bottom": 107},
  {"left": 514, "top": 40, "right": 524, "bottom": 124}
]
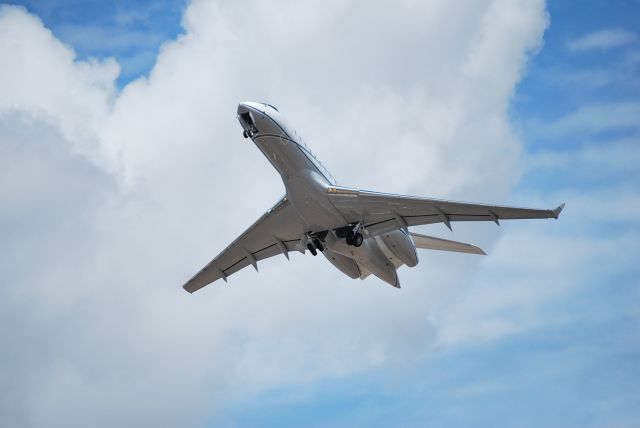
[{"left": 410, "top": 232, "right": 486, "bottom": 255}]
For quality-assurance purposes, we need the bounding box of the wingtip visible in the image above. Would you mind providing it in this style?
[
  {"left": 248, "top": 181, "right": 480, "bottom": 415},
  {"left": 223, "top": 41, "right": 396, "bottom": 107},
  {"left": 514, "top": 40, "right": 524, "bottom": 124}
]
[{"left": 553, "top": 203, "right": 566, "bottom": 219}]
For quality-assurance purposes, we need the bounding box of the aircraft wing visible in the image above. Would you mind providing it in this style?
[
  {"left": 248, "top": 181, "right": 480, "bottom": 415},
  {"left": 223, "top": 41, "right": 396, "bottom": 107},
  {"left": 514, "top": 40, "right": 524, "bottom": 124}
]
[
  {"left": 183, "top": 197, "right": 305, "bottom": 293},
  {"left": 327, "top": 187, "right": 564, "bottom": 236}
]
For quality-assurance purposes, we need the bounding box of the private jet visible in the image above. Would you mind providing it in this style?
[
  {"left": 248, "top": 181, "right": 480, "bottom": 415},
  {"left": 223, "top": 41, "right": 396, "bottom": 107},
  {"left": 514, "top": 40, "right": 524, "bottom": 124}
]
[{"left": 183, "top": 102, "right": 564, "bottom": 292}]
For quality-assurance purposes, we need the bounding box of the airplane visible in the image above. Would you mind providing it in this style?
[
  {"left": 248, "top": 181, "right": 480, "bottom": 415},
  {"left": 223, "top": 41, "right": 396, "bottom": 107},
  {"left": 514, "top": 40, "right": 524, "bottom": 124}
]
[{"left": 183, "top": 102, "right": 564, "bottom": 293}]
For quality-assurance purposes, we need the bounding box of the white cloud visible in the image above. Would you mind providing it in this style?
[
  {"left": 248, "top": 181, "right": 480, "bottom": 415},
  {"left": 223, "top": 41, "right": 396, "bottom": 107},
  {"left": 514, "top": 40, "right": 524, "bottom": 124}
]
[
  {"left": 435, "top": 223, "right": 640, "bottom": 347},
  {"left": 0, "top": 1, "right": 583, "bottom": 426},
  {"left": 568, "top": 28, "right": 637, "bottom": 52},
  {"left": 527, "top": 137, "right": 640, "bottom": 179}
]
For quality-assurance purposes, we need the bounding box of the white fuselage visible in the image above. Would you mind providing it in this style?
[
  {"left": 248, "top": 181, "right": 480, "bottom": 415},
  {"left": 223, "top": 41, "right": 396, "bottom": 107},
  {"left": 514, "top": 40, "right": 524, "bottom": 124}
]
[{"left": 237, "top": 102, "right": 417, "bottom": 287}]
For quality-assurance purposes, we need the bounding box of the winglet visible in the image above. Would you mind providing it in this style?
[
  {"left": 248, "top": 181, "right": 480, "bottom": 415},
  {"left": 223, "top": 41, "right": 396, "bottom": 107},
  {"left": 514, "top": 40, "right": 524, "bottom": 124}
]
[{"left": 552, "top": 203, "right": 566, "bottom": 219}]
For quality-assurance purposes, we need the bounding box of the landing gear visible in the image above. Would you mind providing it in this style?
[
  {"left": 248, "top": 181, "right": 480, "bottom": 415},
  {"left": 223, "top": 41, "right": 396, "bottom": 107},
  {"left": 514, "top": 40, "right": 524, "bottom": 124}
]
[
  {"left": 307, "top": 243, "right": 317, "bottom": 256},
  {"left": 243, "top": 130, "right": 250, "bottom": 138},
  {"left": 312, "top": 238, "right": 324, "bottom": 252},
  {"left": 306, "top": 237, "right": 325, "bottom": 256},
  {"left": 346, "top": 231, "right": 363, "bottom": 247}
]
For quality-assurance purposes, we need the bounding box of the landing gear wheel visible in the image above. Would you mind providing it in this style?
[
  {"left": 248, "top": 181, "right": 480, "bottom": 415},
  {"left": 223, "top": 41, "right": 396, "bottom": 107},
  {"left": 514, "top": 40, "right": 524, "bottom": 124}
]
[
  {"left": 312, "top": 238, "right": 324, "bottom": 252},
  {"left": 307, "top": 243, "right": 317, "bottom": 256},
  {"left": 243, "top": 130, "right": 249, "bottom": 138},
  {"left": 346, "top": 231, "right": 354, "bottom": 246},
  {"left": 352, "top": 232, "right": 363, "bottom": 247}
]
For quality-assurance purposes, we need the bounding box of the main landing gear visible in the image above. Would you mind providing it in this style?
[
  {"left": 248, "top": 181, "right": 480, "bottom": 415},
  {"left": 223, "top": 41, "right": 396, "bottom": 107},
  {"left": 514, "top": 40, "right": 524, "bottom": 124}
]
[
  {"left": 307, "top": 238, "right": 324, "bottom": 256},
  {"left": 346, "top": 231, "right": 363, "bottom": 247}
]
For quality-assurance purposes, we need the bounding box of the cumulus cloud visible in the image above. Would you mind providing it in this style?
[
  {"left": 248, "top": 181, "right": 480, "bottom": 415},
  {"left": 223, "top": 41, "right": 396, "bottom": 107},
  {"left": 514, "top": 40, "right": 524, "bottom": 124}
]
[{"left": 0, "top": 1, "right": 557, "bottom": 426}]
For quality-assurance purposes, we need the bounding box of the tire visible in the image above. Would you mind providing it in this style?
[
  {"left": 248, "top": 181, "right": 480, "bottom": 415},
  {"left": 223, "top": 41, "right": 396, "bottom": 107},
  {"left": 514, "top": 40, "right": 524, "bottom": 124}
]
[
  {"left": 313, "top": 239, "right": 324, "bottom": 252},
  {"left": 353, "top": 232, "right": 363, "bottom": 247},
  {"left": 307, "top": 243, "right": 317, "bottom": 256},
  {"left": 346, "top": 231, "right": 354, "bottom": 246}
]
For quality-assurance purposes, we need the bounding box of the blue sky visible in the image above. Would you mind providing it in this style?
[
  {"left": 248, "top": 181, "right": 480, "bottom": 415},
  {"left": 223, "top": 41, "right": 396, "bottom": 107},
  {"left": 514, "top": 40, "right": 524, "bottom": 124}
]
[
  {"left": 11, "top": 0, "right": 187, "bottom": 84},
  {"left": 1, "top": 1, "right": 639, "bottom": 427}
]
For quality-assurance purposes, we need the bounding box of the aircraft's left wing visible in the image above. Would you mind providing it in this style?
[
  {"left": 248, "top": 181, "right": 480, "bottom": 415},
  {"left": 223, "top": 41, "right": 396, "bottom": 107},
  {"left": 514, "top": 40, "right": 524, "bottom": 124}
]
[
  {"left": 183, "top": 196, "right": 305, "bottom": 293},
  {"left": 327, "top": 186, "right": 564, "bottom": 236}
]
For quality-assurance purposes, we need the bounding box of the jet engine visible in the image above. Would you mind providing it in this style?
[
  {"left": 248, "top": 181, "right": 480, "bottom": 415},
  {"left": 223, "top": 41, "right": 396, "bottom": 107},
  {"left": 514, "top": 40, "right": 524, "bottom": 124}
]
[
  {"left": 380, "top": 229, "right": 419, "bottom": 267},
  {"left": 322, "top": 248, "right": 361, "bottom": 279}
]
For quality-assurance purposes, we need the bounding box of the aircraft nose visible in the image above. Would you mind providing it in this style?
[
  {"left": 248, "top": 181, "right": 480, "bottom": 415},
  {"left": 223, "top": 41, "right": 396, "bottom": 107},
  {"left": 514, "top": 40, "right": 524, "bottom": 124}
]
[
  {"left": 237, "top": 101, "right": 264, "bottom": 115},
  {"left": 237, "top": 101, "right": 287, "bottom": 138}
]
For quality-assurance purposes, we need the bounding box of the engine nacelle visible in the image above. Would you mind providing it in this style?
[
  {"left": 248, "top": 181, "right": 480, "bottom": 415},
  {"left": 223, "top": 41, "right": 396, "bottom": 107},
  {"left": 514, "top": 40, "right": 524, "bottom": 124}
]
[
  {"left": 322, "top": 248, "right": 361, "bottom": 279},
  {"left": 380, "top": 229, "right": 418, "bottom": 267}
]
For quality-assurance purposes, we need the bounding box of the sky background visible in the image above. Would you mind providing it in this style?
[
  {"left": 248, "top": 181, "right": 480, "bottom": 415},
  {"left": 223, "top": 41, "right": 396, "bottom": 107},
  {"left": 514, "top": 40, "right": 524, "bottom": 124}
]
[{"left": 0, "top": 1, "right": 638, "bottom": 427}]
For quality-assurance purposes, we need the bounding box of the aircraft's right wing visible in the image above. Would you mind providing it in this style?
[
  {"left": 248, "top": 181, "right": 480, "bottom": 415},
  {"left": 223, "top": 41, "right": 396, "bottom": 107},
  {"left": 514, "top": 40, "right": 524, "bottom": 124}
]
[
  {"left": 183, "top": 196, "right": 306, "bottom": 293},
  {"left": 327, "top": 186, "right": 564, "bottom": 236}
]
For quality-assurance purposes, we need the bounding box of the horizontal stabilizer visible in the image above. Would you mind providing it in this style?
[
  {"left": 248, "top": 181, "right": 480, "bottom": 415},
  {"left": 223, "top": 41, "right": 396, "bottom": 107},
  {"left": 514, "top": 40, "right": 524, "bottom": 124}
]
[{"left": 410, "top": 232, "right": 486, "bottom": 255}]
